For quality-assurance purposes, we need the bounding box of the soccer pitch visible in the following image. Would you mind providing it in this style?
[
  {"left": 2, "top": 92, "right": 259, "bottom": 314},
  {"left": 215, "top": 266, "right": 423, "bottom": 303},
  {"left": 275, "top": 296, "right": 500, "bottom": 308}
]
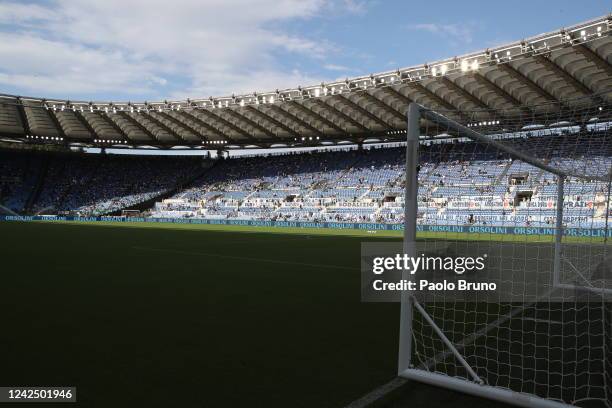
[
  {"left": 0, "top": 220, "right": 607, "bottom": 407},
  {"left": 0, "top": 221, "right": 401, "bottom": 407}
]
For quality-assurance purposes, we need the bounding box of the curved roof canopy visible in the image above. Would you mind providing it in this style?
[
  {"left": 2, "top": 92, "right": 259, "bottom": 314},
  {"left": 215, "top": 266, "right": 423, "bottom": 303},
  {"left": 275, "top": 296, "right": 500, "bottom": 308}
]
[{"left": 0, "top": 15, "right": 611, "bottom": 149}]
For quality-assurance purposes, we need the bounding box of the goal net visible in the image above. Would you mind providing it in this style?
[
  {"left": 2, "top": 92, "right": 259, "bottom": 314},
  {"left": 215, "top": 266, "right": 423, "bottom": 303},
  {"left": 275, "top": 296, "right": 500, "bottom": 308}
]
[{"left": 399, "top": 95, "right": 612, "bottom": 408}]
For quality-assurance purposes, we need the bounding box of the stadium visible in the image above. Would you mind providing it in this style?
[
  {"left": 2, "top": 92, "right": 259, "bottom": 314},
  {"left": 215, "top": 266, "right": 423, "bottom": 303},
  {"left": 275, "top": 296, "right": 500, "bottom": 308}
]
[{"left": 0, "top": 5, "right": 611, "bottom": 408}]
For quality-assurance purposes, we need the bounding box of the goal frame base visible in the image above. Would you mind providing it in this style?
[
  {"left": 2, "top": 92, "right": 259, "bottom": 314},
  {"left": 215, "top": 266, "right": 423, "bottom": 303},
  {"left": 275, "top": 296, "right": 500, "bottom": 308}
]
[{"left": 399, "top": 369, "right": 573, "bottom": 408}]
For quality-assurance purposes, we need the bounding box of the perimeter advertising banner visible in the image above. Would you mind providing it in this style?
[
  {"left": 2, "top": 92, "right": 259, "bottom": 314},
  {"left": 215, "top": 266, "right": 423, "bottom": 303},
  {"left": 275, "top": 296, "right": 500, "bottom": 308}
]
[{"left": 1, "top": 215, "right": 610, "bottom": 238}]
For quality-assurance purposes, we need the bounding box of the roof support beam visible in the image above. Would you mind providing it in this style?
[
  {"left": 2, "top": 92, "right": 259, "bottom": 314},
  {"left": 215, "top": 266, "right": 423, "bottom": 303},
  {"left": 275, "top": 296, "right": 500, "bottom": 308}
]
[
  {"left": 406, "top": 82, "right": 458, "bottom": 112},
  {"left": 244, "top": 105, "right": 301, "bottom": 140},
  {"left": 145, "top": 112, "right": 185, "bottom": 143},
  {"left": 222, "top": 108, "right": 277, "bottom": 140},
  {"left": 310, "top": 97, "right": 369, "bottom": 132},
  {"left": 336, "top": 94, "right": 393, "bottom": 129},
  {"left": 197, "top": 109, "right": 259, "bottom": 143},
  {"left": 74, "top": 110, "right": 99, "bottom": 141},
  {"left": 99, "top": 112, "right": 130, "bottom": 143},
  {"left": 440, "top": 77, "right": 492, "bottom": 111},
  {"left": 267, "top": 103, "right": 326, "bottom": 139},
  {"left": 47, "top": 109, "right": 68, "bottom": 140},
  {"left": 288, "top": 100, "right": 346, "bottom": 135},
  {"left": 117, "top": 111, "right": 157, "bottom": 143},
  {"left": 403, "top": 83, "right": 471, "bottom": 123},
  {"left": 573, "top": 43, "right": 612, "bottom": 77},
  {"left": 14, "top": 98, "right": 31, "bottom": 136},
  {"left": 497, "top": 63, "right": 560, "bottom": 103},
  {"left": 155, "top": 110, "right": 206, "bottom": 142},
  {"left": 534, "top": 54, "right": 594, "bottom": 95},
  {"left": 359, "top": 90, "right": 406, "bottom": 122},
  {"left": 179, "top": 110, "right": 233, "bottom": 143},
  {"left": 382, "top": 86, "right": 414, "bottom": 106},
  {"left": 472, "top": 72, "right": 532, "bottom": 115}
]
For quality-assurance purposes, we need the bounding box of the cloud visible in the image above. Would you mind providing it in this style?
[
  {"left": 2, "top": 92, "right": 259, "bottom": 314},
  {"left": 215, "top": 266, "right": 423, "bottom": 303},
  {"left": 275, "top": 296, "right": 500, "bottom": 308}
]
[
  {"left": 0, "top": 0, "right": 366, "bottom": 100},
  {"left": 406, "top": 22, "right": 476, "bottom": 45},
  {"left": 323, "top": 64, "right": 352, "bottom": 72},
  {"left": 0, "top": 33, "right": 156, "bottom": 97}
]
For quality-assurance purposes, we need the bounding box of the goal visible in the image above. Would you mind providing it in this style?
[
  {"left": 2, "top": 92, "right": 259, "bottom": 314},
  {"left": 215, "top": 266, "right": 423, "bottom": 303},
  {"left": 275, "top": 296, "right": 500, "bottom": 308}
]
[{"left": 399, "top": 96, "right": 612, "bottom": 408}]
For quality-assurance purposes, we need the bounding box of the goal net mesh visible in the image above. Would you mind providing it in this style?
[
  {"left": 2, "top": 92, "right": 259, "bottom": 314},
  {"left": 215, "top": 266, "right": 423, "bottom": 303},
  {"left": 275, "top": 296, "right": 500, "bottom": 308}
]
[{"left": 405, "top": 94, "right": 612, "bottom": 407}]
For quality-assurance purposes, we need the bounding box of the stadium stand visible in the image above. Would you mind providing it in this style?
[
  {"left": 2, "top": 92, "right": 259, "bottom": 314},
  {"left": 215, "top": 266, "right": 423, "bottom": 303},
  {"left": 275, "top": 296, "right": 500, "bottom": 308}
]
[
  {"left": 149, "top": 128, "right": 611, "bottom": 228},
  {"left": 1, "top": 124, "right": 609, "bottom": 226},
  {"left": 0, "top": 151, "right": 205, "bottom": 215},
  {"left": 1, "top": 125, "right": 609, "bottom": 228}
]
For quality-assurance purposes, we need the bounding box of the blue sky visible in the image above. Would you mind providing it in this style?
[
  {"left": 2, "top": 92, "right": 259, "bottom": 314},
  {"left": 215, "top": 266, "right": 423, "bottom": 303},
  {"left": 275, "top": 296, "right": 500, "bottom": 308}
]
[{"left": 0, "top": 0, "right": 609, "bottom": 102}]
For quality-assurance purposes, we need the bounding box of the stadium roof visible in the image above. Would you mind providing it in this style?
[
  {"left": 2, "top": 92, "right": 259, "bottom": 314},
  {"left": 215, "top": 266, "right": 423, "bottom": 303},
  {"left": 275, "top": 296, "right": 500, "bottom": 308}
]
[{"left": 0, "top": 15, "right": 611, "bottom": 150}]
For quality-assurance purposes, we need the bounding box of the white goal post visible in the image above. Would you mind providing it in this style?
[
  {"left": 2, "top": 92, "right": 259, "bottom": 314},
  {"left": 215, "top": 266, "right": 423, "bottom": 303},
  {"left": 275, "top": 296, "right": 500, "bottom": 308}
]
[{"left": 399, "top": 100, "right": 612, "bottom": 408}]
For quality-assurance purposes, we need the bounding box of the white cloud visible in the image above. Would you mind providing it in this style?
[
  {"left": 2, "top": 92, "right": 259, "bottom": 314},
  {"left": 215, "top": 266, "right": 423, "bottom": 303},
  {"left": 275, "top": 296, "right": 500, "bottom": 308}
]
[
  {"left": 323, "top": 63, "right": 351, "bottom": 72},
  {"left": 0, "top": 0, "right": 363, "bottom": 100},
  {"left": 406, "top": 22, "right": 476, "bottom": 45},
  {"left": 0, "top": 33, "right": 155, "bottom": 97}
]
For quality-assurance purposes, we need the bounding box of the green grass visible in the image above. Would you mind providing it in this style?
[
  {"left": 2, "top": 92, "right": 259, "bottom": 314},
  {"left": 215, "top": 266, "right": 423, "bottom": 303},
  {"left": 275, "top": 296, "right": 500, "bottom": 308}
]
[
  {"left": 0, "top": 220, "right": 605, "bottom": 408},
  {"left": 0, "top": 221, "right": 399, "bottom": 408}
]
